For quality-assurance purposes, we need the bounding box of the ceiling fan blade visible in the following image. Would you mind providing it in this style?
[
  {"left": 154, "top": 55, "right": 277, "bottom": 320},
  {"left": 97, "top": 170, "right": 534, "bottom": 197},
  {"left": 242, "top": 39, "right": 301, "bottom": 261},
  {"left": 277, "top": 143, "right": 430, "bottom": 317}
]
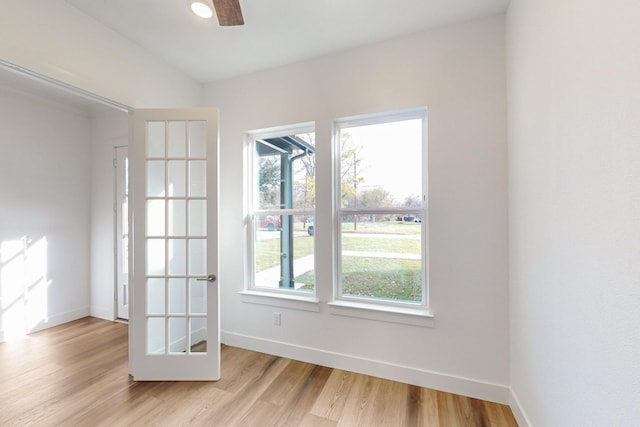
[{"left": 212, "top": 0, "right": 244, "bottom": 26}]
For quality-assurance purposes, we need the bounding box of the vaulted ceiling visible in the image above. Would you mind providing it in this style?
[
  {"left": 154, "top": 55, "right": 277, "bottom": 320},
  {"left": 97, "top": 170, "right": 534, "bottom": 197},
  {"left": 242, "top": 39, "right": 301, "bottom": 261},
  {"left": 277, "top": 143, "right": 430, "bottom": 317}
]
[
  {"left": 2, "top": 1, "right": 509, "bottom": 113},
  {"left": 64, "top": 0, "right": 509, "bottom": 83}
]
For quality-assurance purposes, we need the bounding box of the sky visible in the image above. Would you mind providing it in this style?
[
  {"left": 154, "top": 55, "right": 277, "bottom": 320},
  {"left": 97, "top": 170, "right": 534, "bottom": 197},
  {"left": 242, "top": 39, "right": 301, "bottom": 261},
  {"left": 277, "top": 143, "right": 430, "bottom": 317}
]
[{"left": 342, "top": 118, "right": 423, "bottom": 204}]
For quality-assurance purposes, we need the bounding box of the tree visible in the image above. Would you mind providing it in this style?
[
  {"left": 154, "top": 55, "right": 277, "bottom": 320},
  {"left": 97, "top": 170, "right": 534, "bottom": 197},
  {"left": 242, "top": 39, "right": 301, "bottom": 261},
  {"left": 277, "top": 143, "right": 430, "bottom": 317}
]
[
  {"left": 359, "top": 187, "right": 393, "bottom": 208},
  {"left": 258, "top": 155, "right": 281, "bottom": 209},
  {"left": 293, "top": 135, "right": 316, "bottom": 210},
  {"left": 403, "top": 194, "right": 422, "bottom": 208},
  {"left": 340, "top": 132, "right": 366, "bottom": 230},
  {"left": 359, "top": 187, "right": 393, "bottom": 222}
]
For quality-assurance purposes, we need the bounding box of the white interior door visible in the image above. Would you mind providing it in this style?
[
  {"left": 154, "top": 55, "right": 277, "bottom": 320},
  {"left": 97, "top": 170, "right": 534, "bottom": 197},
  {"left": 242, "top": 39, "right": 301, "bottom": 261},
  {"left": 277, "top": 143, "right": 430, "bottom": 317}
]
[
  {"left": 115, "top": 146, "right": 129, "bottom": 321},
  {"left": 130, "top": 108, "right": 219, "bottom": 380}
]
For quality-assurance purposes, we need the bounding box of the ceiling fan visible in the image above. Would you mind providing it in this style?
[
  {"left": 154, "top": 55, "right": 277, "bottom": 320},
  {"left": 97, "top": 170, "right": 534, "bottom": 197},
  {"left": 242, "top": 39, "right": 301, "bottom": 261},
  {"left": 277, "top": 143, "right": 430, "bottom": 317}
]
[{"left": 189, "top": 0, "right": 244, "bottom": 26}]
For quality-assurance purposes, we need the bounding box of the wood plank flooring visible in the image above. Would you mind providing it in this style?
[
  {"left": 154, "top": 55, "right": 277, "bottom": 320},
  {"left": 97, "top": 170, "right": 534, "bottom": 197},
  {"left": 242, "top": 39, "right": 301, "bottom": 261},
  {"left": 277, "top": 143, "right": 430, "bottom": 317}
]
[{"left": 0, "top": 317, "right": 518, "bottom": 426}]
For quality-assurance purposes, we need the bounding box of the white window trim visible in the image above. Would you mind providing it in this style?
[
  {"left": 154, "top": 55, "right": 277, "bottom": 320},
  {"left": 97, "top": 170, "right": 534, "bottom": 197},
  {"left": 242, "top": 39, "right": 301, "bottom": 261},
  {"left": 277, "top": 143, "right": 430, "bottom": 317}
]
[
  {"left": 239, "top": 290, "right": 320, "bottom": 312},
  {"left": 333, "top": 108, "right": 430, "bottom": 310},
  {"left": 244, "top": 122, "right": 317, "bottom": 300},
  {"left": 328, "top": 300, "right": 434, "bottom": 328}
]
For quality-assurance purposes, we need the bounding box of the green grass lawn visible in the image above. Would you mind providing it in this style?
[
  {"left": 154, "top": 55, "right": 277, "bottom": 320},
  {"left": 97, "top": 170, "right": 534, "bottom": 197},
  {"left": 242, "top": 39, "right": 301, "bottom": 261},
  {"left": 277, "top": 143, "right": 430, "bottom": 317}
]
[
  {"left": 255, "top": 223, "right": 423, "bottom": 303},
  {"left": 342, "top": 221, "right": 421, "bottom": 235},
  {"left": 256, "top": 233, "right": 421, "bottom": 271},
  {"left": 254, "top": 234, "right": 314, "bottom": 272},
  {"left": 342, "top": 236, "right": 420, "bottom": 254},
  {"left": 341, "top": 257, "right": 422, "bottom": 302},
  {"left": 295, "top": 257, "right": 422, "bottom": 303}
]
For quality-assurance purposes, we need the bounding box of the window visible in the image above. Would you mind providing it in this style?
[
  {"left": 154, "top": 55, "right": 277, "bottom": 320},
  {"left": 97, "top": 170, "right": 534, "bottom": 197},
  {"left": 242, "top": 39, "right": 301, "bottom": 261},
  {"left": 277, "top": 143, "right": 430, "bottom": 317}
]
[
  {"left": 247, "top": 125, "right": 315, "bottom": 295},
  {"left": 335, "top": 110, "right": 427, "bottom": 307}
]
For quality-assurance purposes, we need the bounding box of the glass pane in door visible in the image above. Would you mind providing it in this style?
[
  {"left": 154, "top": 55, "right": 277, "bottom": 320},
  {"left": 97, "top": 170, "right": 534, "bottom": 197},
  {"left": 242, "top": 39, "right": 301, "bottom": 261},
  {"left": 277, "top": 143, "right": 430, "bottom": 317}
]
[
  {"left": 190, "top": 318, "right": 207, "bottom": 353},
  {"left": 147, "top": 122, "right": 165, "bottom": 158},
  {"left": 189, "top": 279, "right": 206, "bottom": 314},
  {"left": 168, "top": 121, "right": 186, "bottom": 157},
  {"left": 188, "top": 121, "right": 207, "bottom": 157},
  {"left": 145, "top": 120, "right": 208, "bottom": 356},
  {"left": 147, "top": 318, "right": 165, "bottom": 354},
  {"left": 168, "top": 161, "right": 186, "bottom": 197}
]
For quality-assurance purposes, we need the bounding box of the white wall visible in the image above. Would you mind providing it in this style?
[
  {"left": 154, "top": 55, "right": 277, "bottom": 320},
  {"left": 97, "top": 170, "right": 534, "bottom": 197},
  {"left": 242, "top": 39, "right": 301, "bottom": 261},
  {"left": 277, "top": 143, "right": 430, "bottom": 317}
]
[
  {"left": 206, "top": 16, "right": 509, "bottom": 402},
  {"left": 507, "top": 0, "right": 640, "bottom": 425},
  {"left": 0, "top": 87, "right": 92, "bottom": 340},
  {"left": 0, "top": 0, "right": 205, "bottom": 325},
  {"left": 0, "top": 0, "right": 203, "bottom": 108},
  {"left": 89, "top": 111, "right": 129, "bottom": 320}
]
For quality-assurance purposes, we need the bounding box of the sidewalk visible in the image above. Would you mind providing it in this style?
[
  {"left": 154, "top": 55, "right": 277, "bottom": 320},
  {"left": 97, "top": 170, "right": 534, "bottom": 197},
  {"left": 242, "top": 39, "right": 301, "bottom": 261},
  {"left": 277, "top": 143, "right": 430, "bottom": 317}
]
[
  {"left": 255, "top": 254, "right": 315, "bottom": 289},
  {"left": 255, "top": 250, "right": 420, "bottom": 289}
]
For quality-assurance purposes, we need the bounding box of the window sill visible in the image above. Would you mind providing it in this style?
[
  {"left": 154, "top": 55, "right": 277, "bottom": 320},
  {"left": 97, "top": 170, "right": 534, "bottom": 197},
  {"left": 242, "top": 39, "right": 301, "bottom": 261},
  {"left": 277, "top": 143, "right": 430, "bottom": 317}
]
[
  {"left": 239, "top": 290, "right": 320, "bottom": 312},
  {"left": 327, "top": 300, "right": 434, "bottom": 328}
]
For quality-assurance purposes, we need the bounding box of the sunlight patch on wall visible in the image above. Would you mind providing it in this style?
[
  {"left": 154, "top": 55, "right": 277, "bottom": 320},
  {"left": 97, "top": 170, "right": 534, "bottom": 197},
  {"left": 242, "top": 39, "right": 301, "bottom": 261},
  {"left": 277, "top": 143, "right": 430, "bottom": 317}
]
[{"left": 0, "top": 236, "right": 50, "bottom": 341}]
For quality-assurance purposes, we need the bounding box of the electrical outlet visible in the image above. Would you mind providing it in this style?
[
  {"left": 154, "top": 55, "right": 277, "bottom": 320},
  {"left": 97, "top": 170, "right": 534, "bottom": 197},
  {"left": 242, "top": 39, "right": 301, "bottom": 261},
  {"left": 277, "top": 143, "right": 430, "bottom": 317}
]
[{"left": 273, "top": 312, "right": 281, "bottom": 326}]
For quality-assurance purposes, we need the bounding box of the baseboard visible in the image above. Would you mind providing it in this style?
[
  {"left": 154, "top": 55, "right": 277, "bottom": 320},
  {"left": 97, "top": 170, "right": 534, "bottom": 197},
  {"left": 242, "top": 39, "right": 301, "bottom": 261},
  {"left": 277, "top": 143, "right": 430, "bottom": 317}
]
[
  {"left": 90, "top": 305, "right": 114, "bottom": 321},
  {"left": 0, "top": 307, "right": 90, "bottom": 343},
  {"left": 221, "top": 331, "right": 510, "bottom": 405},
  {"left": 509, "top": 388, "right": 532, "bottom": 427},
  {"left": 31, "top": 308, "right": 90, "bottom": 333}
]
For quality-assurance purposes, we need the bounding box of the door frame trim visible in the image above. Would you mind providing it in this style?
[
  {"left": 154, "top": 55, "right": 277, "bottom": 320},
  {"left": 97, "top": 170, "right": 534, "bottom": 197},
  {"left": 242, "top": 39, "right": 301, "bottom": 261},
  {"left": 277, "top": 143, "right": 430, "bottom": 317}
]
[{"left": 114, "top": 145, "right": 129, "bottom": 321}]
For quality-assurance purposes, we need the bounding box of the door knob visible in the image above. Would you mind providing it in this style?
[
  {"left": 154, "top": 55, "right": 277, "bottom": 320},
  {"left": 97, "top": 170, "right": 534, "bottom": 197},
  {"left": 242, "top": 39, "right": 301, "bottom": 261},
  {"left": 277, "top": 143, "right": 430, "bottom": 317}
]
[{"left": 196, "top": 274, "right": 216, "bottom": 282}]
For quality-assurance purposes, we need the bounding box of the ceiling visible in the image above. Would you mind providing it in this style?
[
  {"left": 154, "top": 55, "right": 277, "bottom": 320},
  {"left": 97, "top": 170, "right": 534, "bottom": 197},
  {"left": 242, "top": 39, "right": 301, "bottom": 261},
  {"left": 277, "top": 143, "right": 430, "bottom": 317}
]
[{"left": 64, "top": 0, "right": 510, "bottom": 83}]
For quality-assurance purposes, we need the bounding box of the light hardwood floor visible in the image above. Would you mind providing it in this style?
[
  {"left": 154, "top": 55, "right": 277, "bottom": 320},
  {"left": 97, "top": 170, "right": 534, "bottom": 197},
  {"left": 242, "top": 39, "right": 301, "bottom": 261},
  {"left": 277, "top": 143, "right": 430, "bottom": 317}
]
[{"left": 0, "top": 317, "right": 518, "bottom": 426}]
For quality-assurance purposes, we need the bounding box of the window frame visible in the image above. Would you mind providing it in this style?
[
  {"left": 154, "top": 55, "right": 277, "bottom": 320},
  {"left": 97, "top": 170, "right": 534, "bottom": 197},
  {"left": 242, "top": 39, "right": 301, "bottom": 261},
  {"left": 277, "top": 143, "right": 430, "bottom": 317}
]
[
  {"left": 245, "top": 123, "right": 317, "bottom": 299},
  {"left": 333, "top": 108, "right": 429, "bottom": 310}
]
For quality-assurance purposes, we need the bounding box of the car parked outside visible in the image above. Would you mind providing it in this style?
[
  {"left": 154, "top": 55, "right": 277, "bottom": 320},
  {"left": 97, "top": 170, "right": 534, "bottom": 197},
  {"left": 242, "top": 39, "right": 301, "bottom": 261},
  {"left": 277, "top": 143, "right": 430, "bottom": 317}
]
[
  {"left": 258, "top": 216, "right": 281, "bottom": 230},
  {"left": 398, "top": 215, "right": 421, "bottom": 223}
]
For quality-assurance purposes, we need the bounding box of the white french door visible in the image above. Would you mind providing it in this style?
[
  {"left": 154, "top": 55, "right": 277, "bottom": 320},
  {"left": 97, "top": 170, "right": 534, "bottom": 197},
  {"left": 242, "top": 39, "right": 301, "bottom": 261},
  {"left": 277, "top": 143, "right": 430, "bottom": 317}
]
[{"left": 130, "top": 108, "right": 220, "bottom": 380}]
